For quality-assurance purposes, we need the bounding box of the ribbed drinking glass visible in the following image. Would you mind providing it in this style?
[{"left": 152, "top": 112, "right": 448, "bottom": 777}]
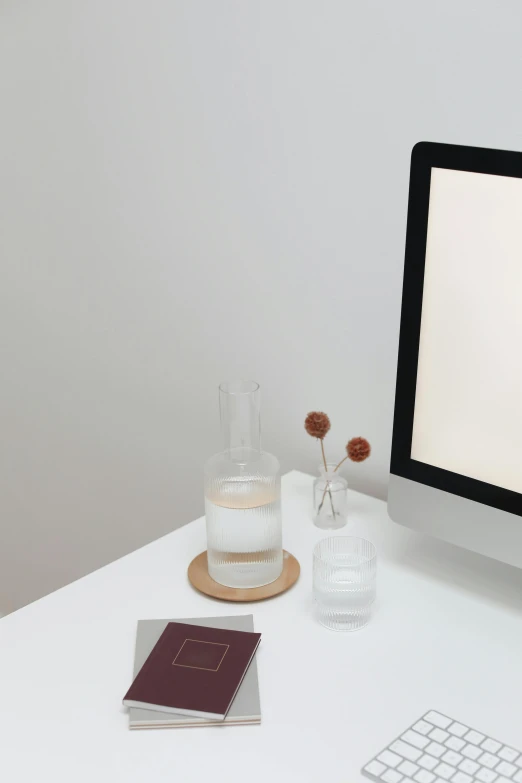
[{"left": 313, "top": 536, "right": 376, "bottom": 631}]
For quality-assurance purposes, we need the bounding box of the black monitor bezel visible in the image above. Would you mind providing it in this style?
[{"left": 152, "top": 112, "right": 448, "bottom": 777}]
[{"left": 391, "top": 141, "right": 522, "bottom": 518}]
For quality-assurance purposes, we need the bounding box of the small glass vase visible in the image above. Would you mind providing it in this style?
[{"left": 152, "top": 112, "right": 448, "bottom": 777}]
[{"left": 313, "top": 464, "right": 348, "bottom": 529}]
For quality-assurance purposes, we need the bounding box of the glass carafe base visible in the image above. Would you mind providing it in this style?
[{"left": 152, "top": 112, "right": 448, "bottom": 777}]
[
  {"left": 205, "top": 479, "right": 283, "bottom": 588},
  {"left": 207, "top": 548, "right": 283, "bottom": 589}
]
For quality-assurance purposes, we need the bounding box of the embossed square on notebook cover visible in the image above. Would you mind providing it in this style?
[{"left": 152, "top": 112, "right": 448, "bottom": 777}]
[{"left": 172, "top": 639, "right": 229, "bottom": 671}]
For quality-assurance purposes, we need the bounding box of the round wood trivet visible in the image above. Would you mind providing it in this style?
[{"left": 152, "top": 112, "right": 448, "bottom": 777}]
[{"left": 187, "top": 550, "right": 300, "bottom": 602}]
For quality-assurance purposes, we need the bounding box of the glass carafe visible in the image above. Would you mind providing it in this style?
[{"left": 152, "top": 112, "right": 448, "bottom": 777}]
[{"left": 204, "top": 381, "right": 283, "bottom": 588}]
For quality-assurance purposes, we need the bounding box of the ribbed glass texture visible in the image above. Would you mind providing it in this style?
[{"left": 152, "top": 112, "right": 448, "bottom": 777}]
[
  {"left": 204, "top": 381, "right": 283, "bottom": 589},
  {"left": 313, "top": 537, "right": 377, "bottom": 631}
]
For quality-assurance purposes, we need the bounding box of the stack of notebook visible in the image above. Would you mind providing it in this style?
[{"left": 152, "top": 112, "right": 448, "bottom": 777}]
[{"left": 123, "top": 615, "right": 261, "bottom": 729}]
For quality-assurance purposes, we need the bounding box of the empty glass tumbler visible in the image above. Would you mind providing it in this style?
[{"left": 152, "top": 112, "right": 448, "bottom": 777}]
[
  {"left": 204, "top": 381, "right": 283, "bottom": 589},
  {"left": 313, "top": 464, "right": 348, "bottom": 529},
  {"left": 313, "top": 536, "right": 377, "bottom": 631}
]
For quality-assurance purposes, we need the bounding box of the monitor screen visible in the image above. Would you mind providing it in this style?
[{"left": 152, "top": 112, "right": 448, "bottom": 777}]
[{"left": 411, "top": 167, "right": 522, "bottom": 495}]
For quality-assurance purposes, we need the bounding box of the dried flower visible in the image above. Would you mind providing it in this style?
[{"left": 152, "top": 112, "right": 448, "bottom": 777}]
[
  {"left": 304, "top": 411, "right": 331, "bottom": 440},
  {"left": 346, "top": 437, "right": 371, "bottom": 463},
  {"left": 305, "top": 412, "right": 371, "bottom": 518}
]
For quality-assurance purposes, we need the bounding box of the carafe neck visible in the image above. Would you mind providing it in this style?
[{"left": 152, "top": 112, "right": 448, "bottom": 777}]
[{"left": 220, "top": 381, "right": 261, "bottom": 459}]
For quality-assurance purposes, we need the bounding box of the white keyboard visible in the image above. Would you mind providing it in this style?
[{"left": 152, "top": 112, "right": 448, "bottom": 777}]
[{"left": 362, "top": 711, "right": 522, "bottom": 783}]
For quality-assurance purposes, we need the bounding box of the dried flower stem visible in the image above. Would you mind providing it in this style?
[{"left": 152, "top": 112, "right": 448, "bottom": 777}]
[
  {"left": 318, "top": 455, "right": 347, "bottom": 512},
  {"left": 320, "top": 438, "right": 328, "bottom": 472},
  {"left": 315, "top": 435, "right": 371, "bottom": 517},
  {"left": 318, "top": 439, "right": 336, "bottom": 518},
  {"left": 333, "top": 454, "right": 349, "bottom": 472},
  {"left": 319, "top": 446, "right": 370, "bottom": 511}
]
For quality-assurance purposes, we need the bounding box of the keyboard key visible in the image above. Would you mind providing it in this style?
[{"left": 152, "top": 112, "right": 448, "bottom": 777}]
[
  {"left": 419, "top": 756, "right": 439, "bottom": 771},
  {"left": 453, "top": 773, "right": 473, "bottom": 783},
  {"left": 446, "top": 738, "right": 466, "bottom": 752},
  {"left": 382, "top": 770, "right": 403, "bottom": 783},
  {"left": 403, "top": 732, "right": 431, "bottom": 750},
  {"left": 434, "top": 763, "right": 456, "bottom": 780},
  {"left": 415, "top": 721, "right": 435, "bottom": 736},
  {"left": 496, "top": 762, "right": 517, "bottom": 777},
  {"left": 366, "top": 761, "right": 387, "bottom": 777},
  {"left": 399, "top": 761, "right": 419, "bottom": 777},
  {"left": 427, "top": 743, "right": 447, "bottom": 759},
  {"left": 497, "top": 777, "right": 515, "bottom": 783},
  {"left": 499, "top": 749, "right": 519, "bottom": 764},
  {"left": 449, "top": 724, "right": 470, "bottom": 738},
  {"left": 426, "top": 713, "right": 453, "bottom": 730},
  {"left": 390, "top": 741, "right": 423, "bottom": 762},
  {"left": 443, "top": 752, "right": 463, "bottom": 767},
  {"left": 414, "top": 772, "right": 435, "bottom": 783},
  {"left": 481, "top": 739, "right": 502, "bottom": 754},
  {"left": 431, "top": 730, "right": 450, "bottom": 744},
  {"left": 476, "top": 769, "right": 497, "bottom": 783},
  {"left": 480, "top": 753, "right": 500, "bottom": 769},
  {"left": 515, "top": 774, "right": 522, "bottom": 783},
  {"left": 459, "top": 760, "right": 480, "bottom": 775},
  {"left": 379, "top": 751, "right": 402, "bottom": 768},
  {"left": 466, "top": 731, "right": 486, "bottom": 746},
  {"left": 462, "top": 746, "right": 483, "bottom": 761}
]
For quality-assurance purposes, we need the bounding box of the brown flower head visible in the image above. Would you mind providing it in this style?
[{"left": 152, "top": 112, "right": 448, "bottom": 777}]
[
  {"left": 346, "top": 437, "right": 371, "bottom": 462},
  {"left": 305, "top": 411, "right": 331, "bottom": 440}
]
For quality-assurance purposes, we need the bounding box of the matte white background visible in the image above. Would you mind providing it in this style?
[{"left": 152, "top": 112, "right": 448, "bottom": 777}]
[
  {"left": 1, "top": 0, "right": 522, "bottom": 614},
  {"left": 412, "top": 168, "right": 522, "bottom": 493}
]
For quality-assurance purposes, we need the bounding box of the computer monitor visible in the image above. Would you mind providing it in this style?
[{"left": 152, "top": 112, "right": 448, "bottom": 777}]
[{"left": 389, "top": 141, "right": 522, "bottom": 568}]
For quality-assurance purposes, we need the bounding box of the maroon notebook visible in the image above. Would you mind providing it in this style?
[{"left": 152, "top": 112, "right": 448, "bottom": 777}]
[{"left": 123, "top": 622, "right": 261, "bottom": 720}]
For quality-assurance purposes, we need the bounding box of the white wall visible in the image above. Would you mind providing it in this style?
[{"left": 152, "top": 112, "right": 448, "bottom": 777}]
[{"left": 2, "top": 0, "right": 521, "bottom": 614}]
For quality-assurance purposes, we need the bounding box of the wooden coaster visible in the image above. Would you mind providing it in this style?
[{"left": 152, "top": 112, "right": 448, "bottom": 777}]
[{"left": 187, "top": 550, "right": 300, "bottom": 602}]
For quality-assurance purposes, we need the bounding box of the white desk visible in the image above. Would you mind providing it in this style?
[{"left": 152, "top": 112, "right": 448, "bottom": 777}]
[{"left": 2, "top": 471, "right": 522, "bottom": 783}]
